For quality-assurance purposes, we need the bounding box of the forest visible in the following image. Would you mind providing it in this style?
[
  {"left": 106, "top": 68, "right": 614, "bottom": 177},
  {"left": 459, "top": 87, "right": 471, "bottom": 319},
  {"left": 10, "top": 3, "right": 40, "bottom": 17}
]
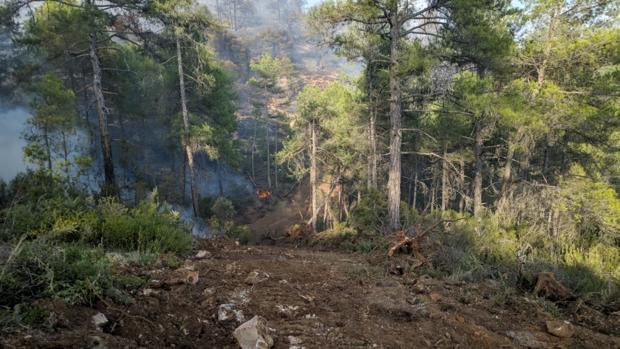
[{"left": 0, "top": 0, "right": 618, "bottom": 348}]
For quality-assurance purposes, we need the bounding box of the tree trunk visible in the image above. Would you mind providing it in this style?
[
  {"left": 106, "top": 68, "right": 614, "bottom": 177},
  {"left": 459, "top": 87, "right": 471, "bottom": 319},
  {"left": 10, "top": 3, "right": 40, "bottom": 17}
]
[
  {"left": 43, "top": 122, "right": 52, "bottom": 171},
  {"left": 62, "top": 131, "right": 69, "bottom": 177},
  {"left": 89, "top": 32, "right": 116, "bottom": 194},
  {"left": 217, "top": 160, "right": 224, "bottom": 196},
  {"left": 441, "top": 143, "right": 449, "bottom": 213},
  {"left": 176, "top": 35, "right": 200, "bottom": 217},
  {"left": 251, "top": 119, "right": 257, "bottom": 182},
  {"left": 387, "top": 15, "right": 402, "bottom": 231},
  {"left": 310, "top": 120, "right": 318, "bottom": 233},
  {"left": 459, "top": 158, "right": 466, "bottom": 214},
  {"left": 369, "top": 106, "right": 378, "bottom": 188},
  {"left": 498, "top": 141, "right": 515, "bottom": 212},
  {"left": 473, "top": 120, "right": 483, "bottom": 216},
  {"left": 266, "top": 122, "right": 272, "bottom": 188},
  {"left": 275, "top": 122, "right": 279, "bottom": 189}
]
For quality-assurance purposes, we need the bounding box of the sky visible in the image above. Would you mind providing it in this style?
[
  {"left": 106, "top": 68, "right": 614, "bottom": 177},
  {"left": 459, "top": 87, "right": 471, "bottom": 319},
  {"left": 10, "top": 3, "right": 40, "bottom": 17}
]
[{"left": 306, "top": 0, "right": 323, "bottom": 7}]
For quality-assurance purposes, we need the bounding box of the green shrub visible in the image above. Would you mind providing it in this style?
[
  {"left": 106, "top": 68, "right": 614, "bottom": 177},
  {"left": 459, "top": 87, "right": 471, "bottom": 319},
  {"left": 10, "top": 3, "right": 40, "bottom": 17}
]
[
  {"left": 198, "top": 196, "right": 215, "bottom": 219},
  {"left": 348, "top": 188, "right": 387, "bottom": 234},
  {"left": 426, "top": 213, "right": 620, "bottom": 306},
  {"left": 226, "top": 224, "right": 252, "bottom": 245},
  {"left": 96, "top": 199, "right": 192, "bottom": 253},
  {"left": 315, "top": 222, "right": 358, "bottom": 240},
  {"left": 0, "top": 241, "right": 115, "bottom": 306},
  {"left": 0, "top": 173, "right": 192, "bottom": 254},
  {"left": 212, "top": 197, "right": 235, "bottom": 222}
]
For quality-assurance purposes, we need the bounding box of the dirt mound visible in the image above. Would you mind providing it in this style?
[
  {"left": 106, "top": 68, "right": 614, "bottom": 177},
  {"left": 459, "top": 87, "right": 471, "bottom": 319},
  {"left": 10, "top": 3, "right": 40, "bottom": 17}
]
[{"left": 2, "top": 240, "right": 619, "bottom": 348}]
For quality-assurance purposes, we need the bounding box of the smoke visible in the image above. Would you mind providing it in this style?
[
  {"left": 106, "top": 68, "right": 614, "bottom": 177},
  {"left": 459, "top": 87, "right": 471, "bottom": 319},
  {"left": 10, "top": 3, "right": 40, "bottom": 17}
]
[{"left": 0, "top": 107, "right": 29, "bottom": 181}]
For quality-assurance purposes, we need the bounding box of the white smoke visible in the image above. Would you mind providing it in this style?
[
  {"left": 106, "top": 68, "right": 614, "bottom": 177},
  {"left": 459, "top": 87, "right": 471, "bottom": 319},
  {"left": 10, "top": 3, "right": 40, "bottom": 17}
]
[{"left": 0, "top": 106, "right": 29, "bottom": 181}]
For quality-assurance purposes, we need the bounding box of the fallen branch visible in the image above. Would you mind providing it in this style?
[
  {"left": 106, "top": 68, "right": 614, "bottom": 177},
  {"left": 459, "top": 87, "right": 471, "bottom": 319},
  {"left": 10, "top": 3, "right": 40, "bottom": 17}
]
[{"left": 387, "top": 218, "right": 466, "bottom": 268}]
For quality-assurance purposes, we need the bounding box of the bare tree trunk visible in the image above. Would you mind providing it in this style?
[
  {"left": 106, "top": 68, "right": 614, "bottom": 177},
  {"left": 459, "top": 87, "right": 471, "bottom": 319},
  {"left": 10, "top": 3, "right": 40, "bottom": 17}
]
[
  {"left": 413, "top": 171, "right": 418, "bottom": 211},
  {"left": 459, "top": 158, "right": 466, "bottom": 214},
  {"left": 180, "top": 150, "right": 187, "bottom": 201},
  {"left": 473, "top": 120, "right": 483, "bottom": 216},
  {"left": 43, "top": 123, "right": 52, "bottom": 171},
  {"left": 310, "top": 120, "right": 318, "bottom": 233},
  {"left": 537, "top": 5, "right": 560, "bottom": 92},
  {"left": 251, "top": 119, "right": 257, "bottom": 182},
  {"left": 62, "top": 131, "right": 69, "bottom": 177},
  {"left": 217, "top": 160, "right": 224, "bottom": 196},
  {"left": 89, "top": 32, "right": 116, "bottom": 194},
  {"left": 369, "top": 107, "right": 377, "bottom": 188},
  {"left": 441, "top": 143, "right": 449, "bottom": 213},
  {"left": 275, "top": 122, "right": 279, "bottom": 189},
  {"left": 387, "top": 16, "right": 402, "bottom": 231},
  {"left": 266, "top": 122, "right": 272, "bottom": 188},
  {"left": 498, "top": 142, "right": 515, "bottom": 212},
  {"left": 176, "top": 35, "right": 200, "bottom": 217}
]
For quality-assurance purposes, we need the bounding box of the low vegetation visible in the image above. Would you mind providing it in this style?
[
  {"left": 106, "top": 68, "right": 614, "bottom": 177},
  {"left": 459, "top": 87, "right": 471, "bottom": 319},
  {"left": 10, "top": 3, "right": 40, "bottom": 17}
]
[{"left": 0, "top": 171, "right": 191, "bottom": 329}]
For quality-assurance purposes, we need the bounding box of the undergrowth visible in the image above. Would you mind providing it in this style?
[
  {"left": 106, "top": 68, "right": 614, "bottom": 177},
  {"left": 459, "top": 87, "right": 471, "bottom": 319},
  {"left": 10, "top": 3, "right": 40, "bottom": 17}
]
[
  {"left": 321, "top": 189, "right": 620, "bottom": 309},
  {"left": 0, "top": 171, "right": 192, "bottom": 331}
]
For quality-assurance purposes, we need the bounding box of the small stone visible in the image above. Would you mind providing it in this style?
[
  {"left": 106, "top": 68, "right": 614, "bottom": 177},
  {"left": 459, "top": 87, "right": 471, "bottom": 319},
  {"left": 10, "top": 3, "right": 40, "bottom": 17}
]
[
  {"left": 195, "top": 250, "right": 211, "bottom": 259},
  {"left": 233, "top": 316, "right": 274, "bottom": 349},
  {"left": 289, "top": 336, "right": 305, "bottom": 349},
  {"left": 186, "top": 271, "right": 199, "bottom": 285},
  {"left": 142, "top": 288, "right": 159, "bottom": 297},
  {"left": 276, "top": 304, "right": 300, "bottom": 318},
  {"left": 430, "top": 292, "right": 442, "bottom": 302},
  {"left": 506, "top": 330, "right": 547, "bottom": 348},
  {"left": 218, "top": 304, "right": 245, "bottom": 322},
  {"left": 245, "top": 270, "right": 270, "bottom": 285},
  {"left": 546, "top": 320, "right": 575, "bottom": 338},
  {"left": 92, "top": 312, "right": 108, "bottom": 331}
]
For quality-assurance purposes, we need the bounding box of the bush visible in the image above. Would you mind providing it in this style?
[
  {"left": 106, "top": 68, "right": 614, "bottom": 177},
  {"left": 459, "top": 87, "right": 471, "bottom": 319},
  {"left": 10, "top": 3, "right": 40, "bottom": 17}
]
[
  {"left": 0, "top": 174, "right": 192, "bottom": 254},
  {"left": 225, "top": 224, "right": 252, "bottom": 245},
  {"left": 95, "top": 199, "right": 192, "bottom": 253},
  {"left": 0, "top": 241, "right": 115, "bottom": 306},
  {"left": 315, "top": 222, "right": 358, "bottom": 240},
  {"left": 348, "top": 188, "right": 387, "bottom": 234},
  {"left": 211, "top": 197, "right": 235, "bottom": 222},
  {"left": 425, "top": 212, "right": 620, "bottom": 307}
]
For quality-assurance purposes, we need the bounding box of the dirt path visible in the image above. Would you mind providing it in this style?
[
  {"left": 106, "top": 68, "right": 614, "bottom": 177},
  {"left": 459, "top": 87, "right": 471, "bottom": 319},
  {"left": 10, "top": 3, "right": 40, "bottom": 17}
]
[{"left": 3, "top": 240, "right": 619, "bottom": 348}]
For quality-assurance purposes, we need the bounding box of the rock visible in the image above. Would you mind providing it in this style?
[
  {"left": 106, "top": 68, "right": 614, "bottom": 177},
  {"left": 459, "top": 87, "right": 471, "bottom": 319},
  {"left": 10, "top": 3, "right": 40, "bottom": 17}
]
[
  {"left": 92, "top": 312, "right": 108, "bottom": 331},
  {"left": 288, "top": 336, "right": 304, "bottom": 349},
  {"left": 186, "top": 270, "right": 199, "bottom": 285},
  {"left": 195, "top": 250, "right": 211, "bottom": 259},
  {"left": 201, "top": 288, "right": 216, "bottom": 307},
  {"left": 276, "top": 304, "right": 300, "bottom": 318},
  {"left": 506, "top": 331, "right": 547, "bottom": 348},
  {"left": 218, "top": 304, "right": 245, "bottom": 322},
  {"left": 142, "top": 288, "right": 160, "bottom": 297},
  {"left": 233, "top": 316, "right": 274, "bottom": 349},
  {"left": 429, "top": 292, "right": 442, "bottom": 302},
  {"left": 245, "top": 270, "right": 270, "bottom": 285},
  {"left": 546, "top": 320, "right": 575, "bottom": 338}
]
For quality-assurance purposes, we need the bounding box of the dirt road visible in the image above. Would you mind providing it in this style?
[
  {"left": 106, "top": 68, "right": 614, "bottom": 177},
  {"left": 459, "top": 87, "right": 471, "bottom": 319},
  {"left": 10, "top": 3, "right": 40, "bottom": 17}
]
[{"left": 3, "top": 240, "right": 619, "bottom": 348}]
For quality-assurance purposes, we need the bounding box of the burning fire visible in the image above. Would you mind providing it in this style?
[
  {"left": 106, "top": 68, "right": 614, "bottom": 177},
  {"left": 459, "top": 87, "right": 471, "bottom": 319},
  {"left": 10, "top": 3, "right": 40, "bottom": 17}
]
[{"left": 256, "top": 189, "right": 272, "bottom": 200}]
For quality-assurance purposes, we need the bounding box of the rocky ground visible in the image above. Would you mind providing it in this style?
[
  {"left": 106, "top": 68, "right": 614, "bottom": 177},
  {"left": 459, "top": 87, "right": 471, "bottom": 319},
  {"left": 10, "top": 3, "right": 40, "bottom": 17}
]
[{"left": 2, "top": 239, "right": 619, "bottom": 349}]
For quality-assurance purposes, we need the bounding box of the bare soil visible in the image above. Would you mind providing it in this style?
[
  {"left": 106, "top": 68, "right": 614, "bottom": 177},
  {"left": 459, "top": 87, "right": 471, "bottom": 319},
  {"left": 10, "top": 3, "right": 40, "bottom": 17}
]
[{"left": 2, "top": 239, "right": 619, "bottom": 349}]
